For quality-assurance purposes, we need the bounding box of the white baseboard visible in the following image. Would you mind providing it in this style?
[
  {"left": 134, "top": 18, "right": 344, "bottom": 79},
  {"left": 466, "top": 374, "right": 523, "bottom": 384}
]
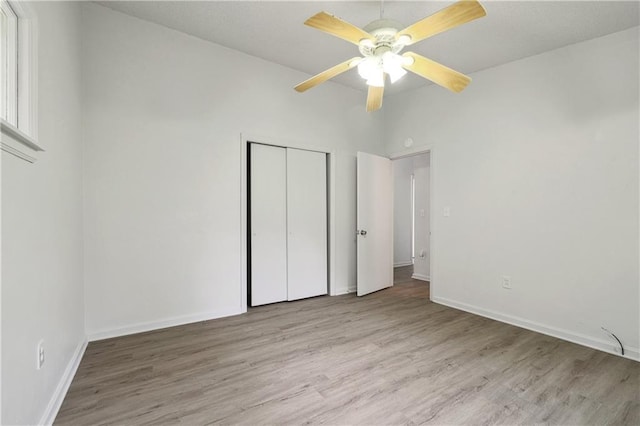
[
  {"left": 394, "top": 261, "right": 413, "bottom": 268},
  {"left": 432, "top": 296, "right": 639, "bottom": 362},
  {"left": 411, "top": 273, "right": 430, "bottom": 281},
  {"left": 88, "top": 307, "right": 242, "bottom": 342},
  {"left": 40, "top": 338, "right": 88, "bottom": 426}
]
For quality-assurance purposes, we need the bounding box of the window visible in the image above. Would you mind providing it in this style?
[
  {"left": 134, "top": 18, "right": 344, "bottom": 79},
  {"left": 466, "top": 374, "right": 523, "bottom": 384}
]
[
  {"left": 0, "top": 0, "right": 40, "bottom": 162},
  {"left": 1, "top": 0, "right": 18, "bottom": 125}
]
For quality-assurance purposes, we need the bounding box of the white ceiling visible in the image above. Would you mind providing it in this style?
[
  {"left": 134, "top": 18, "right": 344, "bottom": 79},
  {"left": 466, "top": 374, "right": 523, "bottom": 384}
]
[{"left": 96, "top": 1, "right": 639, "bottom": 95}]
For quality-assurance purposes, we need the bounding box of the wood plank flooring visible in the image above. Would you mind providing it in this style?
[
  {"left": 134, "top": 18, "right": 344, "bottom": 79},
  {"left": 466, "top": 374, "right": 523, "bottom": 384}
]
[{"left": 56, "top": 267, "right": 638, "bottom": 425}]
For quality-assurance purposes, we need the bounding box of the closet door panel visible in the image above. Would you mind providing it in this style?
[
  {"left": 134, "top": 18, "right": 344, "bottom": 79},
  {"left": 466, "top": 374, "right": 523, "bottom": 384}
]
[
  {"left": 286, "top": 148, "right": 328, "bottom": 301},
  {"left": 250, "top": 144, "right": 288, "bottom": 306}
]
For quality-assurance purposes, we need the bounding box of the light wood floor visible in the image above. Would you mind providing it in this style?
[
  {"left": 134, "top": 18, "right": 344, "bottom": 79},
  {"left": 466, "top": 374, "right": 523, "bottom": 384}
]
[{"left": 56, "top": 267, "right": 639, "bottom": 425}]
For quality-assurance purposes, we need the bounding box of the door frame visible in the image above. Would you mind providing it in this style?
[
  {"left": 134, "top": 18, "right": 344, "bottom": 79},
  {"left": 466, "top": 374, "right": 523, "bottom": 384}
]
[
  {"left": 389, "top": 145, "right": 435, "bottom": 300},
  {"left": 240, "top": 133, "right": 337, "bottom": 313}
]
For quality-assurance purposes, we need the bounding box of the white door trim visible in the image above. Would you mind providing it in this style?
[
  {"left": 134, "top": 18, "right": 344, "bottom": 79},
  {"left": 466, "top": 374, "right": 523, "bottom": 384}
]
[
  {"left": 390, "top": 145, "right": 435, "bottom": 301},
  {"left": 240, "top": 132, "right": 336, "bottom": 314}
]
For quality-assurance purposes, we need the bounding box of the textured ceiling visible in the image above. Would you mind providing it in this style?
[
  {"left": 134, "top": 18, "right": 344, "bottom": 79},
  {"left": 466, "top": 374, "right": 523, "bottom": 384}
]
[{"left": 96, "top": 1, "right": 639, "bottom": 95}]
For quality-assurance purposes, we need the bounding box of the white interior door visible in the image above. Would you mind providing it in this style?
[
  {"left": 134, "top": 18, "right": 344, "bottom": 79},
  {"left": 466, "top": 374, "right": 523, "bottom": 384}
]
[
  {"left": 287, "top": 148, "right": 328, "bottom": 300},
  {"left": 357, "top": 151, "right": 393, "bottom": 296},
  {"left": 250, "top": 144, "right": 288, "bottom": 306}
]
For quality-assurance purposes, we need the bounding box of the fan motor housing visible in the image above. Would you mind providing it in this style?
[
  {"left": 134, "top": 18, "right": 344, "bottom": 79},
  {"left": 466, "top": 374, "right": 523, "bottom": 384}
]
[
  {"left": 360, "top": 18, "right": 405, "bottom": 57},
  {"left": 363, "top": 18, "right": 404, "bottom": 34}
]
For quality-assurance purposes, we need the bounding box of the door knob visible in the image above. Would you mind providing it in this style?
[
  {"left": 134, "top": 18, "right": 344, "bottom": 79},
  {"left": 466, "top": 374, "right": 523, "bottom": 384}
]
[{"left": 358, "top": 230, "right": 367, "bottom": 236}]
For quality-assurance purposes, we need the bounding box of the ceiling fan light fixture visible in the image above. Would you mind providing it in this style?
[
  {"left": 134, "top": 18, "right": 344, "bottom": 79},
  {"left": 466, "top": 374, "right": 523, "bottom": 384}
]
[
  {"left": 386, "top": 66, "right": 407, "bottom": 84},
  {"left": 382, "top": 52, "right": 407, "bottom": 83},
  {"left": 366, "top": 70, "right": 385, "bottom": 87},
  {"left": 357, "top": 57, "right": 380, "bottom": 80},
  {"left": 358, "top": 53, "right": 406, "bottom": 86}
]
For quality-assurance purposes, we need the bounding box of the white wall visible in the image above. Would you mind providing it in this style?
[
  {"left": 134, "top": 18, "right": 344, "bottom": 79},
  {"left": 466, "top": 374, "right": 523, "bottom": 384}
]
[
  {"left": 1, "top": 2, "right": 85, "bottom": 424},
  {"left": 385, "top": 27, "right": 639, "bottom": 359},
  {"left": 81, "top": 4, "right": 385, "bottom": 338},
  {"left": 412, "top": 154, "right": 430, "bottom": 281},
  {"left": 393, "top": 156, "right": 413, "bottom": 266}
]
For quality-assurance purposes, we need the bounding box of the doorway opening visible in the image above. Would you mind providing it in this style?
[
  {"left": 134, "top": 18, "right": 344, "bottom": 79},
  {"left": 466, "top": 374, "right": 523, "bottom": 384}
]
[{"left": 392, "top": 152, "right": 431, "bottom": 294}]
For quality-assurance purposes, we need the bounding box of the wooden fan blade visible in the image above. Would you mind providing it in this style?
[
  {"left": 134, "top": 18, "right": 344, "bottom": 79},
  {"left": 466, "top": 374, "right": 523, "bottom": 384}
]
[
  {"left": 402, "top": 52, "right": 471, "bottom": 93},
  {"left": 397, "top": 0, "right": 486, "bottom": 46},
  {"left": 305, "top": 11, "right": 374, "bottom": 46},
  {"left": 366, "top": 84, "right": 384, "bottom": 112},
  {"left": 295, "top": 57, "right": 361, "bottom": 92}
]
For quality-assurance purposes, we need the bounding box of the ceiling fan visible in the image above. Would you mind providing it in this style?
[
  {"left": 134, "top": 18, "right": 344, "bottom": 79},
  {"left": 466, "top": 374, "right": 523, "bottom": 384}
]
[{"left": 294, "top": 0, "right": 486, "bottom": 112}]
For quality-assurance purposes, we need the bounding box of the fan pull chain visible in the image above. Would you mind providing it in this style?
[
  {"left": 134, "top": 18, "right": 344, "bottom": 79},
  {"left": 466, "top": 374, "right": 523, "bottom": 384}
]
[{"left": 380, "top": 0, "right": 385, "bottom": 19}]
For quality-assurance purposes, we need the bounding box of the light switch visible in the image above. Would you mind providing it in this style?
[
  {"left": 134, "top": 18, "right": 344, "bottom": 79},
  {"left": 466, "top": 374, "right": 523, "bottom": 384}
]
[
  {"left": 420, "top": 209, "right": 425, "bottom": 217},
  {"left": 443, "top": 207, "right": 451, "bottom": 217}
]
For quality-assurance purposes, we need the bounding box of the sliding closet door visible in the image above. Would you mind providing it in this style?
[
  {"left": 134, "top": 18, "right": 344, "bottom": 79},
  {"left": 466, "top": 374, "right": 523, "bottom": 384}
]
[
  {"left": 286, "top": 148, "right": 328, "bottom": 301},
  {"left": 250, "top": 144, "right": 288, "bottom": 306}
]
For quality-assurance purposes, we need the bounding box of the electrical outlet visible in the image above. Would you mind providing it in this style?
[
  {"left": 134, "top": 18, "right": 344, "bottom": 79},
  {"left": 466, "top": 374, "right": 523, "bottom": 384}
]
[
  {"left": 502, "top": 276, "right": 512, "bottom": 290},
  {"left": 37, "top": 340, "right": 45, "bottom": 370}
]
